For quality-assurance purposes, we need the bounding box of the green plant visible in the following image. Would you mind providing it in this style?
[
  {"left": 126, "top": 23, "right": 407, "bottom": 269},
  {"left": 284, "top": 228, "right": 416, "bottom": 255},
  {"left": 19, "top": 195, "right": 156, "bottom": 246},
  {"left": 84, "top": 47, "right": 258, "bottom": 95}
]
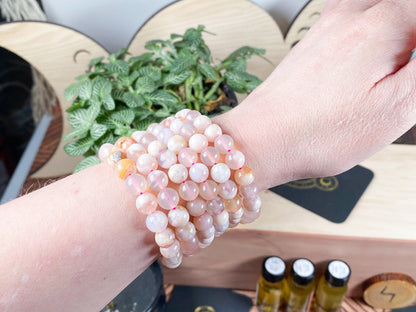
[{"left": 64, "top": 25, "right": 268, "bottom": 172}]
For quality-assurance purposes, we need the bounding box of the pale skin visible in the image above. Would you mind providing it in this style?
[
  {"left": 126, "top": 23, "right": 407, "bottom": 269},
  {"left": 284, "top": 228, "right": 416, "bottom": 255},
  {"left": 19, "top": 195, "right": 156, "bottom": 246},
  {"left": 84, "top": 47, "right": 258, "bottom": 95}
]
[{"left": 1, "top": 1, "right": 416, "bottom": 311}]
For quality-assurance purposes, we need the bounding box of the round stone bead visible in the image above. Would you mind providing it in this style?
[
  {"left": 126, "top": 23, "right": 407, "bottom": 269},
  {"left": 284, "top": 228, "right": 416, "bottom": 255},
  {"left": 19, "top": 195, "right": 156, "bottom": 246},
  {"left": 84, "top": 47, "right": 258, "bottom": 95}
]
[
  {"left": 116, "top": 159, "right": 137, "bottom": 179},
  {"left": 211, "top": 163, "right": 231, "bottom": 184},
  {"left": 197, "top": 225, "right": 215, "bottom": 239},
  {"left": 239, "top": 183, "right": 259, "bottom": 199},
  {"left": 115, "top": 137, "right": 135, "bottom": 153},
  {"left": 193, "top": 115, "right": 211, "bottom": 133},
  {"left": 168, "top": 164, "right": 188, "bottom": 183},
  {"left": 136, "top": 193, "right": 158, "bottom": 215},
  {"left": 218, "top": 180, "right": 238, "bottom": 200},
  {"left": 180, "top": 235, "right": 199, "bottom": 256},
  {"left": 137, "top": 154, "right": 158, "bottom": 175},
  {"left": 199, "top": 180, "right": 218, "bottom": 201},
  {"left": 225, "top": 150, "right": 245, "bottom": 170},
  {"left": 125, "top": 173, "right": 148, "bottom": 195},
  {"left": 175, "top": 108, "right": 191, "bottom": 119},
  {"left": 107, "top": 150, "right": 123, "bottom": 166},
  {"left": 175, "top": 222, "right": 196, "bottom": 241},
  {"left": 170, "top": 118, "right": 184, "bottom": 134},
  {"left": 149, "top": 124, "right": 164, "bottom": 137},
  {"left": 200, "top": 146, "right": 220, "bottom": 167},
  {"left": 189, "top": 134, "right": 208, "bottom": 153},
  {"left": 179, "top": 123, "right": 196, "bottom": 140},
  {"left": 213, "top": 210, "right": 229, "bottom": 226},
  {"left": 147, "top": 170, "right": 168, "bottom": 192},
  {"left": 161, "top": 116, "right": 174, "bottom": 128},
  {"left": 235, "top": 167, "right": 255, "bottom": 186},
  {"left": 206, "top": 197, "right": 225, "bottom": 216},
  {"left": 161, "top": 253, "right": 182, "bottom": 269},
  {"left": 193, "top": 213, "right": 213, "bottom": 231},
  {"left": 214, "top": 223, "right": 229, "bottom": 233},
  {"left": 155, "top": 228, "right": 175, "bottom": 248},
  {"left": 214, "top": 134, "right": 234, "bottom": 154},
  {"left": 240, "top": 208, "right": 261, "bottom": 224},
  {"left": 189, "top": 163, "right": 209, "bottom": 183},
  {"left": 179, "top": 181, "right": 199, "bottom": 201},
  {"left": 131, "top": 130, "right": 146, "bottom": 143},
  {"left": 167, "top": 135, "right": 187, "bottom": 154},
  {"left": 126, "top": 143, "right": 146, "bottom": 162},
  {"left": 187, "top": 197, "right": 206, "bottom": 217},
  {"left": 199, "top": 234, "right": 215, "bottom": 248},
  {"left": 168, "top": 206, "right": 190, "bottom": 228},
  {"left": 158, "top": 188, "right": 180, "bottom": 210},
  {"left": 139, "top": 132, "right": 157, "bottom": 148},
  {"left": 204, "top": 124, "right": 222, "bottom": 142},
  {"left": 243, "top": 195, "right": 262, "bottom": 212},
  {"left": 145, "top": 211, "right": 168, "bottom": 233},
  {"left": 98, "top": 143, "right": 113, "bottom": 162},
  {"left": 157, "top": 128, "right": 174, "bottom": 145},
  {"left": 224, "top": 195, "right": 243, "bottom": 213},
  {"left": 147, "top": 123, "right": 159, "bottom": 134},
  {"left": 160, "top": 239, "right": 180, "bottom": 258},
  {"left": 178, "top": 148, "right": 198, "bottom": 167},
  {"left": 158, "top": 149, "right": 177, "bottom": 169},
  {"left": 185, "top": 110, "right": 201, "bottom": 122},
  {"left": 147, "top": 140, "right": 166, "bottom": 158},
  {"left": 229, "top": 207, "right": 244, "bottom": 220}
]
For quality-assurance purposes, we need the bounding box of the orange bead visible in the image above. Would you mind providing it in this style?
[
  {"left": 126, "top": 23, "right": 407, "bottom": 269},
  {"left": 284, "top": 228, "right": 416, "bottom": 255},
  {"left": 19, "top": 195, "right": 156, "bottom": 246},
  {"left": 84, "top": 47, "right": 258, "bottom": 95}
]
[
  {"left": 116, "top": 159, "right": 137, "bottom": 179},
  {"left": 115, "top": 137, "right": 135, "bottom": 154},
  {"left": 234, "top": 166, "right": 255, "bottom": 186},
  {"left": 224, "top": 195, "right": 243, "bottom": 213}
]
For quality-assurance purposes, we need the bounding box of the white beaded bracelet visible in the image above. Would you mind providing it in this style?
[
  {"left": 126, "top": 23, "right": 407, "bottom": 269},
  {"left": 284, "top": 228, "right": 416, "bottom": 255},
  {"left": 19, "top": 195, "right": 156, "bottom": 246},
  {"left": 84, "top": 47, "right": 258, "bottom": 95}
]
[{"left": 98, "top": 109, "right": 261, "bottom": 268}]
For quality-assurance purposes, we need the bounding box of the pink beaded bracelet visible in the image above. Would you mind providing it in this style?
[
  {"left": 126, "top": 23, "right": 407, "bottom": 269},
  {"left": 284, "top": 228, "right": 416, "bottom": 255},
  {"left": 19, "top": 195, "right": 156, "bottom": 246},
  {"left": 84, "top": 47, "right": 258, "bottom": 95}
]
[{"left": 98, "top": 109, "right": 261, "bottom": 268}]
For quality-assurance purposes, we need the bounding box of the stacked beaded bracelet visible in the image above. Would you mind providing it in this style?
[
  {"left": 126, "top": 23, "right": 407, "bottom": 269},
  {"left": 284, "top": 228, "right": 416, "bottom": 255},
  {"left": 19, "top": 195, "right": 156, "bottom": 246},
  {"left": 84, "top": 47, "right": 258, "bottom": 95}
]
[{"left": 98, "top": 109, "right": 261, "bottom": 269}]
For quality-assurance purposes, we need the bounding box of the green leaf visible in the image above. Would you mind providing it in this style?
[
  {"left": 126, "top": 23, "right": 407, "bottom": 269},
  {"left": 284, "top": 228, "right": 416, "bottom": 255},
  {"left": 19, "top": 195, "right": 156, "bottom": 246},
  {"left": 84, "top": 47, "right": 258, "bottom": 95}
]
[
  {"left": 183, "top": 27, "right": 203, "bottom": 49},
  {"left": 79, "top": 80, "right": 93, "bottom": 100},
  {"left": 223, "top": 46, "right": 265, "bottom": 64},
  {"left": 97, "top": 112, "right": 124, "bottom": 129},
  {"left": 102, "top": 95, "right": 115, "bottom": 110},
  {"left": 198, "top": 64, "right": 217, "bottom": 80},
  {"left": 133, "top": 117, "right": 160, "bottom": 130},
  {"left": 134, "top": 77, "right": 157, "bottom": 94},
  {"left": 64, "top": 137, "right": 94, "bottom": 157},
  {"left": 163, "top": 70, "right": 191, "bottom": 85},
  {"left": 122, "top": 92, "right": 145, "bottom": 108},
  {"left": 229, "top": 58, "right": 247, "bottom": 72},
  {"left": 170, "top": 51, "right": 196, "bottom": 74},
  {"left": 66, "top": 99, "right": 85, "bottom": 113},
  {"left": 92, "top": 77, "right": 112, "bottom": 99},
  {"left": 90, "top": 123, "right": 107, "bottom": 140},
  {"left": 74, "top": 156, "right": 101, "bottom": 173},
  {"left": 114, "top": 127, "right": 132, "bottom": 136},
  {"left": 138, "top": 66, "right": 162, "bottom": 81},
  {"left": 224, "top": 71, "right": 246, "bottom": 94},
  {"left": 89, "top": 56, "right": 104, "bottom": 67},
  {"left": 111, "top": 89, "right": 125, "bottom": 101},
  {"left": 111, "top": 109, "right": 135, "bottom": 125},
  {"left": 64, "top": 82, "right": 81, "bottom": 101},
  {"left": 104, "top": 60, "right": 129, "bottom": 75},
  {"left": 147, "top": 90, "right": 178, "bottom": 106},
  {"left": 99, "top": 131, "right": 117, "bottom": 145}
]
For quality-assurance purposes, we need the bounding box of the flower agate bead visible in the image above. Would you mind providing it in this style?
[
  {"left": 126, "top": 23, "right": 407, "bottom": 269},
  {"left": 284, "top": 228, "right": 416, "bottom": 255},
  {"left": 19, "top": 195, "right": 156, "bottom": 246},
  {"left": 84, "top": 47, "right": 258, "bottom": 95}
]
[
  {"left": 157, "top": 128, "right": 174, "bottom": 145},
  {"left": 204, "top": 124, "right": 222, "bottom": 142},
  {"left": 213, "top": 210, "right": 229, "bottom": 226},
  {"left": 125, "top": 174, "right": 148, "bottom": 195},
  {"left": 147, "top": 140, "right": 166, "bottom": 157},
  {"left": 197, "top": 225, "right": 215, "bottom": 239},
  {"left": 199, "top": 235, "right": 215, "bottom": 248},
  {"left": 211, "top": 163, "right": 231, "bottom": 184},
  {"left": 147, "top": 170, "right": 168, "bottom": 192},
  {"left": 178, "top": 148, "right": 198, "bottom": 167},
  {"left": 243, "top": 195, "right": 262, "bottom": 212},
  {"left": 224, "top": 195, "right": 243, "bottom": 213},
  {"left": 155, "top": 228, "right": 175, "bottom": 248},
  {"left": 162, "top": 116, "right": 174, "bottom": 128},
  {"left": 180, "top": 235, "right": 199, "bottom": 256},
  {"left": 187, "top": 197, "right": 206, "bottom": 217},
  {"left": 193, "top": 213, "right": 213, "bottom": 231},
  {"left": 189, "top": 163, "right": 209, "bottom": 183},
  {"left": 131, "top": 130, "right": 146, "bottom": 143},
  {"left": 108, "top": 150, "right": 123, "bottom": 166},
  {"left": 189, "top": 134, "right": 208, "bottom": 153},
  {"left": 200, "top": 146, "right": 220, "bottom": 166},
  {"left": 239, "top": 183, "right": 259, "bottom": 199},
  {"left": 206, "top": 197, "right": 225, "bottom": 215},
  {"left": 193, "top": 115, "right": 211, "bottom": 133},
  {"left": 225, "top": 150, "right": 245, "bottom": 170},
  {"left": 145, "top": 211, "right": 168, "bottom": 232},
  {"left": 126, "top": 143, "right": 146, "bottom": 162},
  {"left": 179, "top": 181, "right": 199, "bottom": 201},
  {"left": 116, "top": 159, "right": 137, "bottom": 179},
  {"left": 160, "top": 239, "right": 180, "bottom": 258},
  {"left": 240, "top": 208, "right": 261, "bottom": 224},
  {"left": 158, "top": 149, "right": 177, "bottom": 169},
  {"left": 147, "top": 123, "right": 159, "bottom": 134},
  {"left": 168, "top": 206, "right": 190, "bottom": 227},
  {"left": 214, "top": 134, "right": 234, "bottom": 153},
  {"left": 98, "top": 143, "right": 113, "bottom": 162},
  {"left": 115, "top": 137, "right": 135, "bottom": 153},
  {"left": 158, "top": 188, "right": 180, "bottom": 210},
  {"left": 168, "top": 135, "right": 187, "bottom": 154},
  {"left": 136, "top": 193, "right": 158, "bottom": 215},
  {"left": 185, "top": 110, "right": 201, "bottom": 122},
  {"left": 229, "top": 207, "right": 244, "bottom": 222},
  {"left": 218, "top": 180, "right": 238, "bottom": 199},
  {"left": 175, "top": 222, "right": 196, "bottom": 241},
  {"left": 168, "top": 164, "right": 188, "bottom": 183},
  {"left": 170, "top": 118, "right": 184, "bottom": 134},
  {"left": 199, "top": 180, "right": 218, "bottom": 201},
  {"left": 175, "top": 108, "right": 191, "bottom": 119},
  {"left": 162, "top": 253, "right": 182, "bottom": 269},
  {"left": 149, "top": 124, "right": 163, "bottom": 137},
  {"left": 139, "top": 132, "right": 157, "bottom": 148},
  {"left": 235, "top": 167, "right": 255, "bottom": 186},
  {"left": 137, "top": 154, "right": 158, "bottom": 175},
  {"left": 179, "top": 123, "right": 196, "bottom": 140}
]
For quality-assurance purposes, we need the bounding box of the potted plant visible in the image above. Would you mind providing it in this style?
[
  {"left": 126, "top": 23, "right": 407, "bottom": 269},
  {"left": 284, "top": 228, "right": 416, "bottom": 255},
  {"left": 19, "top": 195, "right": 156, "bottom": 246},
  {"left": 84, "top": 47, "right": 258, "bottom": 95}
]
[{"left": 63, "top": 25, "right": 268, "bottom": 172}]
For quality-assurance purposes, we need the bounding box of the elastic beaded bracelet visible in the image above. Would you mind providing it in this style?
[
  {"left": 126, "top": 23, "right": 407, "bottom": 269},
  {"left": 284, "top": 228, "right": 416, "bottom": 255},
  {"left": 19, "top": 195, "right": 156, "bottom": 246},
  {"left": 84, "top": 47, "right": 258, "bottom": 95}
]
[{"left": 98, "top": 109, "right": 261, "bottom": 268}]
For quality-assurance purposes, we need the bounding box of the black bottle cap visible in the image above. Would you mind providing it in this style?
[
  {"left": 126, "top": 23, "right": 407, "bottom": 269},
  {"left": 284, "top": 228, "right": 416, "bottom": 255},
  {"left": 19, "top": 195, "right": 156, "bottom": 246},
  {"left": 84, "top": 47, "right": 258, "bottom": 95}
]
[
  {"left": 291, "top": 258, "right": 315, "bottom": 286},
  {"left": 325, "top": 260, "right": 351, "bottom": 287},
  {"left": 262, "top": 256, "right": 286, "bottom": 283}
]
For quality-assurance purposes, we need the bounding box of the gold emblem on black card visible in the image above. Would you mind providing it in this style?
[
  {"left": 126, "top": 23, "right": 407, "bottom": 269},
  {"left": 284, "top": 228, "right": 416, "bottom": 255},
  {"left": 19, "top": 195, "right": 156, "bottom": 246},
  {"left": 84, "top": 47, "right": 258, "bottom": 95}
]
[
  {"left": 287, "top": 177, "right": 339, "bottom": 191},
  {"left": 194, "top": 306, "right": 216, "bottom": 312}
]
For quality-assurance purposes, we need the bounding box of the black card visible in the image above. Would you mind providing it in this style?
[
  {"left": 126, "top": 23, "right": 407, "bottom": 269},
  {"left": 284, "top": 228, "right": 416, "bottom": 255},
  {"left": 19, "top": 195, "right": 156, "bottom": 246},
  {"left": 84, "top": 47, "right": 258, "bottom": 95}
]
[
  {"left": 166, "top": 285, "right": 252, "bottom": 312},
  {"left": 269, "top": 165, "right": 374, "bottom": 223}
]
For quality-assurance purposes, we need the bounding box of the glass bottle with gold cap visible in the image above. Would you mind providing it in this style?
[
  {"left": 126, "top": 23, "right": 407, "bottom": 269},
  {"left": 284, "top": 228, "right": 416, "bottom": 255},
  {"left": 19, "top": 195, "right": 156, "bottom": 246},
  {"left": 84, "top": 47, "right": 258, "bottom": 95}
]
[
  {"left": 283, "top": 258, "right": 315, "bottom": 312},
  {"left": 256, "top": 256, "right": 286, "bottom": 312},
  {"left": 313, "top": 259, "right": 351, "bottom": 312}
]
